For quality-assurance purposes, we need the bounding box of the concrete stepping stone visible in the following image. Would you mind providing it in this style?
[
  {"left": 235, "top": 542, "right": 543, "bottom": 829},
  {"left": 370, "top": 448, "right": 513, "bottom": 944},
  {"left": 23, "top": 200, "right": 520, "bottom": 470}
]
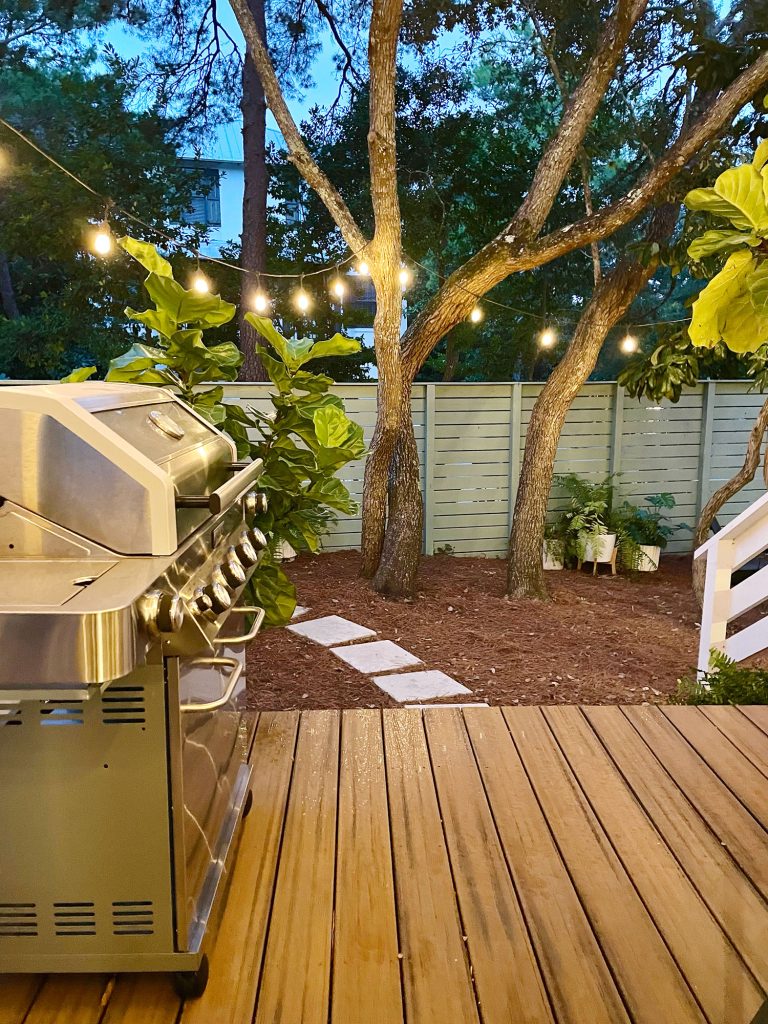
[
  {"left": 372, "top": 669, "right": 472, "bottom": 703},
  {"left": 287, "top": 615, "right": 376, "bottom": 647},
  {"left": 290, "top": 605, "right": 310, "bottom": 620},
  {"left": 331, "top": 640, "right": 422, "bottom": 674}
]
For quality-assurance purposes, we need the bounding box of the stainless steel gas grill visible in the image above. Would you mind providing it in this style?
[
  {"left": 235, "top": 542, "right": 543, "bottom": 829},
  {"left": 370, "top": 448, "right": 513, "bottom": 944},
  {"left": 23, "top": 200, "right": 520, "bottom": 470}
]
[{"left": 0, "top": 382, "right": 270, "bottom": 996}]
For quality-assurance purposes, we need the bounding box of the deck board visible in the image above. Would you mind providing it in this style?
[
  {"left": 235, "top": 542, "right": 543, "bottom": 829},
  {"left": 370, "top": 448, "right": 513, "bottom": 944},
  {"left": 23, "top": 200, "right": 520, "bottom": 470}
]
[{"left": 3, "top": 706, "right": 767, "bottom": 1024}]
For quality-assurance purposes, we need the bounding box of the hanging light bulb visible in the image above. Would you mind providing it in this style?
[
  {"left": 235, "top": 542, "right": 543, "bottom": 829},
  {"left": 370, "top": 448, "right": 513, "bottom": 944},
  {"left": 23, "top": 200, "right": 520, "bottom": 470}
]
[
  {"left": 538, "top": 327, "right": 557, "bottom": 349},
  {"left": 294, "top": 276, "right": 311, "bottom": 314},
  {"left": 191, "top": 268, "right": 210, "bottom": 294},
  {"left": 330, "top": 275, "right": 346, "bottom": 301},
  {"left": 399, "top": 266, "right": 411, "bottom": 291},
  {"left": 357, "top": 260, "right": 370, "bottom": 276},
  {"left": 469, "top": 305, "right": 483, "bottom": 324},
  {"left": 91, "top": 223, "right": 112, "bottom": 256},
  {"left": 252, "top": 290, "right": 269, "bottom": 313},
  {"left": 620, "top": 333, "right": 638, "bottom": 355}
]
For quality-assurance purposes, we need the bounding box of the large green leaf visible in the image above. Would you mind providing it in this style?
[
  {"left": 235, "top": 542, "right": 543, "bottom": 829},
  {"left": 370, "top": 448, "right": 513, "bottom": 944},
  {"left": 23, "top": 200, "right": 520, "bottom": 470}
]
[
  {"left": 244, "top": 315, "right": 311, "bottom": 369},
  {"left": 145, "top": 273, "right": 236, "bottom": 327},
  {"left": 118, "top": 236, "right": 173, "bottom": 277},
  {"left": 301, "top": 333, "right": 362, "bottom": 365},
  {"left": 247, "top": 559, "right": 296, "bottom": 627},
  {"left": 124, "top": 305, "right": 177, "bottom": 339},
  {"left": 712, "top": 166, "right": 768, "bottom": 232},
  {"left": 313, "top": 405, "right": 356, "bottom": 448},
  {"left": 689, "top": 250, "right": 755, "bottom": 348},
  {"left": 255, "top": 344, "right": 292, "bottom": 392},
  {"left": 305, "top": 477, "right": 358, "bottom": 515},
  {"left": 62, "top": 365, "right": 97, "bottom": 383},
  {"left": 719, "top": 290, "right": 768, "bottom": 352},
  {"left": 685, "top": 186, "right": 755, "bottom": 230},
  {"left": 753, "top": 139, "right": 768, "bottom": 173},
  {"left": 687, "top": 229, "right": 758, "bottom": 261},
  {"left": 747, "top": 262, "right": 768, "bottom": 316}
]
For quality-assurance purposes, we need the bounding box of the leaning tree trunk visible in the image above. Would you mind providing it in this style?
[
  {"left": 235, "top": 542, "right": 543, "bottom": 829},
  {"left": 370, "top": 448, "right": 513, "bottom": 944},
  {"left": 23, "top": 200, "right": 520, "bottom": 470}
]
[
  {"left": 691, "top": 396, "right": 768, "bottom": 606},
  {"left": 238, "top": 0, "right": 269, "bottom": 382},
  {"left": 507, "top": 208, "right": 676, "bottom": 599}
]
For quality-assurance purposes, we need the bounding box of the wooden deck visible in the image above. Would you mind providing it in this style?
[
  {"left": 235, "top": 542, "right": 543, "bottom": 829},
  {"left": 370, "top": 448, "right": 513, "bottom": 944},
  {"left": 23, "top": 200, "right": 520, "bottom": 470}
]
[{"left": 3, "top": 705, "right": 768, "bottom": 1024}]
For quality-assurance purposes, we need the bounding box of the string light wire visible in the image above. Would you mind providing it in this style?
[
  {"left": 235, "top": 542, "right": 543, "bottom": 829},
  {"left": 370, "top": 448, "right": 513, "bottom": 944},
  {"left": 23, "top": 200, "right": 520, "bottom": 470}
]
[{"left": 0, "top": 115, "right": 692, "bottom": 332}]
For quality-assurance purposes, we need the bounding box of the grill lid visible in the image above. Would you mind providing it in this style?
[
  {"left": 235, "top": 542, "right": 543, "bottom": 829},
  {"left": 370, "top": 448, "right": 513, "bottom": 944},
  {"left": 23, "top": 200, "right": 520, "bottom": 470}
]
[{"left": 0, "top": 383, "right": 237, "bottom": 555}]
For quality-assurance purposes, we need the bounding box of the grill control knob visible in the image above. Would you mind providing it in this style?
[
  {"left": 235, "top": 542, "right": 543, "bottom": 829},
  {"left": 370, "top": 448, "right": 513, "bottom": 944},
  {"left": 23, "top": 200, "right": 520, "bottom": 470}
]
[
  {"left": 192, "top": 588, "right": 214, "bottom": 616},
  {"left": 246, "top": 526, "right": 268, "bottom": 551},
  {"left": 244, "top": 490, "right": 269, "bottom": 518},
  {"left": 234, "top": 536, "right": 259, "bottom": 568},
  {"left": 140, "top": 591, "right": 184, "bottom": 636},
  {"left": 217, "top": 558, "right": 246, "bottom": 588},
  {"left": 203, "top": 582, "right": 231, "bottom": 615}
]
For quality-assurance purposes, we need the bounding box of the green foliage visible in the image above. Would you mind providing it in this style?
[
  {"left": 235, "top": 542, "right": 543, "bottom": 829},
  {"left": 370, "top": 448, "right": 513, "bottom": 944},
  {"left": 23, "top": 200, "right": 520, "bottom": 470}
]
[
  {"left": 619, "top": 334, "right": 701, "bottom": 402},
  {"left": 243, "top": 314, "right": 366, "bottom": 563},
  {"left": 66, "top": 238, "right": 365, "bottom": 626},
  {"left": 673, "top": 651, "right": 768, "bottom": 705},
  {"left": 609, "top": 493, "right": 685, "bottom": 570},
  {"left": 551, "top": 473, "right": 615, "bottom": 563},
  {"left": 684, "top": 142, "right": 768, "bottom": 354}
]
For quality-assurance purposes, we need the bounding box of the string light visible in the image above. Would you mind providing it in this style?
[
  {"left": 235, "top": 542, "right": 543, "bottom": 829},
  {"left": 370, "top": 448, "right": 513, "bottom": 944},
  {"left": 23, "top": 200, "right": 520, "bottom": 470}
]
[
  {"left": 357, "top": 260, "right": 370, "bottom": 276},
  {"left": 469, "top": 305, "right": 483, "bottom": 324},
  {"left": 191, "top": 268, "right": 210, "bottom": 294},
  {"left": 252, "top": 290, "right": 269, "bottom": 313},
  {"left": 330, "top": 272, "right": 346, "bottom": 301},
  {"left": 538, "top": 327, "right": 557, "bottom": 349},
  {"left": 399, "top": 266, "right": 411, "bottom": 290},
  {"left": 294, "top": 275, "right": 311, "bottom": 314},
  {"left": 91, "top": 224, "right": 112, "bottom": 256},
  {"left": 620, "top": 333, "right": 638, "bottom": 354}
]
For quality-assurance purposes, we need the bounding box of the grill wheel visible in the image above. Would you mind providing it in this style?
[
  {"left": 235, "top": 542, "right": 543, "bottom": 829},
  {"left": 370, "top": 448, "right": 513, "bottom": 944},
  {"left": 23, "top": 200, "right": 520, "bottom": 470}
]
[{"left": 173, "top": 952, "right": 209, "bottom": 999}]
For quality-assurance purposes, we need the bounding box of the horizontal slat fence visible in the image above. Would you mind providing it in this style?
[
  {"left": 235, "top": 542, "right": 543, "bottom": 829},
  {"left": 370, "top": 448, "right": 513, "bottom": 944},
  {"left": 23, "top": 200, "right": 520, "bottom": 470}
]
[{"left": 3, "top": 379, "right": 766, "bottom": 557}]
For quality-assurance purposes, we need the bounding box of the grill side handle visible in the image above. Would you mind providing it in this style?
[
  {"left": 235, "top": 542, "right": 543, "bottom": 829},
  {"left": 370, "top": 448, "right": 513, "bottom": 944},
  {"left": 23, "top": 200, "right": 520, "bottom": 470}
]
[{"left": 175, "top": 458, "right": 264, "bottom": 514}]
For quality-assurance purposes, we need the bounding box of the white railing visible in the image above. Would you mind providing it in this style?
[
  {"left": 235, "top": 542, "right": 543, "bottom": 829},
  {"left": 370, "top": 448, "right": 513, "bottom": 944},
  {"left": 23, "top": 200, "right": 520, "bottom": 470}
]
[{"left": 696, "top": 491, "right": 768, "bottom": 672}]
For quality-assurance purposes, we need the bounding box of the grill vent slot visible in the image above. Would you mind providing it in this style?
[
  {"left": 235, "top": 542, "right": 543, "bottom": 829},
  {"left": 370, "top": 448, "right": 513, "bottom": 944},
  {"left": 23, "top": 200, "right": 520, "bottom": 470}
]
[
  {"left": 53, "top": 902, "right": 96, "bottom": 936},
  {"left": 102, "top": 686, "right": 146, "bottom": 725},
  {"left": 112, "top": 901, "right": 154, "bottom": 936},
  {"left": 40, "top": 702, "right": 84, "bottom": 727},
  {"left": 1, "top": 707, "right": 22, "bottom": 726},
  {"left": 0, "top": 903, "right": 38, "bottom": 937}
]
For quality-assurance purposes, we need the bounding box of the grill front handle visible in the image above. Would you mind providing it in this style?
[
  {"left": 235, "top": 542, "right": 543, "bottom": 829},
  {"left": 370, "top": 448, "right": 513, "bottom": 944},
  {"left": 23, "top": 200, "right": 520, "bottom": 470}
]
[
  {"left": 213, "top": 607, "right": 266, "bottom": 648},
  {"left": 175, "top": 458, "right": 265, "bottom": 514},
  {"left": 181, "top": 656, "right": 243, "bottom": 713}
]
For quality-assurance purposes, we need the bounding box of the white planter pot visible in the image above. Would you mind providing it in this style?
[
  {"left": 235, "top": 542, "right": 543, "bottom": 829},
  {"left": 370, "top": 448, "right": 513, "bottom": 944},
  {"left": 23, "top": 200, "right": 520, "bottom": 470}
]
[
  {"left": 581, "top": 533, "right": 616, "bottom": 563},
  {"left": 275, "top": 540, "right": 297, "bottom": 562},
  {"left": 637, "top": 544, "right": 661, "bottom": 571},
  {"left": 543, "top": 540, "right": 564, "bottom": 570}
]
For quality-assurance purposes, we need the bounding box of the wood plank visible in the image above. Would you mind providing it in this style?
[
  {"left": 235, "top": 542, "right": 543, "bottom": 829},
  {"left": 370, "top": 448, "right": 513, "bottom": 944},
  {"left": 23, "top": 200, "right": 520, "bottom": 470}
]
[
  {"left": 0, "top": 977, "right": 44, "bottom": 1024},
  {"left": 585, "top": 706, "right": 768, "bottom": 990},
  {"left": 382, "top": 710, "right": 480, "bottom": 1024},
  {"left": 331, "top": 711, "right": 403, "bottom": 1024},
  {"left": 23, "top": 976, "right": 110, "bottom": 1024},
  {"left": 545, "top": 706, "right": 762, "bottom": 1023},
  {"left": 254, "top": 711, "right": 340, "bottom": 1024},
  {"left": 463, "top": 708, "right": 628, "bottom": 1024},
  {"left": 623, "top": 706, "right": 768, "bottom": 900},
  {"left": 502, "top": 706, "right": 705, "bottom": 1024},
  {"left": 662, "top": 707, "right": 768, "bottom": 822},
  {"left": 102, "top": 975, "right": 180, "bottom": 1024},
  {"left": 739, "top": 706, "right": 768, "bottom": 737},
  {"left": 423, "top": 710, "right": 553, "bottom": 1024},
  {"left": 182, "top": 711, "right": 300, "bottom": 1024},
  {"left": 699, "top": 707, "right": 768, "bottom": 778}
]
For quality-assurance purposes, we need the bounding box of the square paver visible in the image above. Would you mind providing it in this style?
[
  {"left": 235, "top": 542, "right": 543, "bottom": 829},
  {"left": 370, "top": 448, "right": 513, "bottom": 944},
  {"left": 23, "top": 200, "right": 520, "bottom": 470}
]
[
  {"left": 372, "top": 669, "right": 472, "bottom": 703},
  {"left": 287, "top": 615, "right": 376, "bottom": 646},
  {"left": 290, "top": 605, "right": 310, "bottom": 621},
  {"left": 330, "top": 640, "right": 422, "bottom": 674}
]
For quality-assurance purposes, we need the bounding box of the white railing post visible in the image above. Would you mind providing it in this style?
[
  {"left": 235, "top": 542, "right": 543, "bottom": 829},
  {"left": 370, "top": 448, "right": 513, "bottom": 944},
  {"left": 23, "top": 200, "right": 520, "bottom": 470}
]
[{"left": 697, "top": 537, "right": 734, "bottom": 674}]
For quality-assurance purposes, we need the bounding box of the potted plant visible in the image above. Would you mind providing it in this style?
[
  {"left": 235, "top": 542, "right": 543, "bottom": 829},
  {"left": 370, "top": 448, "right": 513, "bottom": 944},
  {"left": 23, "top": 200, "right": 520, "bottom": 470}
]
[
  {"left": 610, "top": 493, "right": 684, "bottom": 571},
  {"left": 553, "top": 473, "right": 617, "bottom": 569},
  {"left": 543, "top": 522, "right": 565, "bottom": 570}
]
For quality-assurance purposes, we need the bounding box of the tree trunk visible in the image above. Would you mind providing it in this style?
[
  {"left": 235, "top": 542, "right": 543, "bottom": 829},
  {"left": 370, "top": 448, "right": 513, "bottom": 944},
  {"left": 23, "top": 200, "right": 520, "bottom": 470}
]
[
  {"left": 691, "top": 396, "right": 768, "bottom": 606},
  {"left": 0, "top": 252, "right": 19, "bottom": 319},
  {"left": 443, "top": 335, "right": 459, "bottom": 381},
  {"left": 238, "top": 0, "right": 269, "bottom": 382},
  {"left": 372, "top": 381, "right": 423, "bottom": 597},
  {"left": 507, "top": 206, "right": 676, "bottom": 599}
]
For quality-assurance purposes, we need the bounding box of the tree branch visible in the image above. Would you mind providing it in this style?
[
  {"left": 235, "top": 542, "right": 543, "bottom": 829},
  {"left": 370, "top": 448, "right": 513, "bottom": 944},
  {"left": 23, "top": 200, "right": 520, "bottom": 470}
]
[
  {"left": 228, "top": 0, "right": 367, "bottom": 253},
  {"left": 368, "top": 0, "right": 403, "bottom": 253},
  {"left": 401, "top": 46, "right": 768, "bottom": 377}
]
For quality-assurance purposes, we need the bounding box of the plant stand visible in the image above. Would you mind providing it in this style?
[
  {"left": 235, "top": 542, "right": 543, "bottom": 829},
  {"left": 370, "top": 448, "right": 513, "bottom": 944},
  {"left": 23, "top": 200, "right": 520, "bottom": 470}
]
[{"left": 577, "top": 547, "right": 618, "bottom": 576}]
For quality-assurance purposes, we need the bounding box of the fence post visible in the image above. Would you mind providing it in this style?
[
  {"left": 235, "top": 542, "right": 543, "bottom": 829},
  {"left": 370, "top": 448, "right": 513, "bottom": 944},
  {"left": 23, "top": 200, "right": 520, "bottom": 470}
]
[
  {"left": 423, "top": 384, "right": 435, "bottom": 555},
  {"left": 611, "top": 384, "right": 624, "bottom": 495},
  {"left": 698, "top": 380, "right": 717, "bottom": 516},
  {"left": 508, "top": 382, "right": 522, "bottom": 533}
]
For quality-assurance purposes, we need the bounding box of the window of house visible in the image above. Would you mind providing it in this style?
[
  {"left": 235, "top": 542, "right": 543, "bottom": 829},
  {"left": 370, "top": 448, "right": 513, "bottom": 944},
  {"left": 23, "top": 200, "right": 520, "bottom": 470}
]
[{"left": 182, "top": 168, "right": 221, "bottom": 227}]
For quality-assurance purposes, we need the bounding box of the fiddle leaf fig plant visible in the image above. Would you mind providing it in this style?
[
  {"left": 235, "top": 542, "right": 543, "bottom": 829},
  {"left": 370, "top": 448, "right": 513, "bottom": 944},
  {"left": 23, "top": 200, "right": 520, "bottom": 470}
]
[
  {"left": 64, "top": 237, "right": 367, "bottom": 627},
  {"left": 684, "top": 140, "right": 768, "bottom": 353}
]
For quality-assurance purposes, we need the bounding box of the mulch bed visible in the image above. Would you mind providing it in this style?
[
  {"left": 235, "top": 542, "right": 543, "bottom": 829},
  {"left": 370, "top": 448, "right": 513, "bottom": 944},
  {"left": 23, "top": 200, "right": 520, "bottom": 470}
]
[{"left": 246, "top": 550, "right": 706, "bottom": 710}]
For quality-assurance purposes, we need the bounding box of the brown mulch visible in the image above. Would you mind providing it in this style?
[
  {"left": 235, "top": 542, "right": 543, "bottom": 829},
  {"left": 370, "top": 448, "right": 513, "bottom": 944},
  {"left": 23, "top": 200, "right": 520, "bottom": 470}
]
[{"left": 246, "top": 550, "right": 709, "bottom": 710}]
